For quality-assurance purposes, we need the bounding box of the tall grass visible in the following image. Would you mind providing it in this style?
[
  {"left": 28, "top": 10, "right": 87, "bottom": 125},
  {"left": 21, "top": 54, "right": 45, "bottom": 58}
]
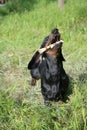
[{"left": 0, "top": 0, "right": 87, "bottom": 129}]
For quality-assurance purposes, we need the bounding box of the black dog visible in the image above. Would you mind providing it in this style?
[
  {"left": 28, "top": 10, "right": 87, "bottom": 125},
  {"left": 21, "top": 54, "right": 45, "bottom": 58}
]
[{"left": 28, "top": 28, "right": 69, "bottom": 104}]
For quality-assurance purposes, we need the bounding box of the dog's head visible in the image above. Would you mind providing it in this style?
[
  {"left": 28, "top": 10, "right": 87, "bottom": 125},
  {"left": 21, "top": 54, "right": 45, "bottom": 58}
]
[{"left": 46, "top": 28, "right": 65, "bottom": 61}]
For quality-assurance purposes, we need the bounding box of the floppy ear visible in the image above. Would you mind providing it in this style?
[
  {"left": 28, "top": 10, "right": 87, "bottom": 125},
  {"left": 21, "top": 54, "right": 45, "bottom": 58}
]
[
  {"left": 60, "top": 49, "right": 65, "bottom": 61},
  {"left": 28, "top": 51, "right": 41, "bottom": 69}
]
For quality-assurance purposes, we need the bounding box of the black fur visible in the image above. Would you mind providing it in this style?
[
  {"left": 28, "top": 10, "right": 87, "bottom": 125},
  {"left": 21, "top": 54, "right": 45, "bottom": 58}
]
[
  {"left": 39, "top": 53, "right": 69, "bottom": 103},
  {"left": 28, "top": 28, "right": 69, "bottom": 103}
]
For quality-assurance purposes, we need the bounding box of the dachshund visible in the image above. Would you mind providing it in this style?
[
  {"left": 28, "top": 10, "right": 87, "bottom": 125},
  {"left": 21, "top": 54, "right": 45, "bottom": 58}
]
[{"left": 28, "top": 28, "right": 69, "bottom": 104}]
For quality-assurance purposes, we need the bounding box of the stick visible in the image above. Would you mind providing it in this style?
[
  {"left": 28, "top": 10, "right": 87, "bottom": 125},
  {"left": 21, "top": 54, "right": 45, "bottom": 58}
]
[
  {"left": 38, "top": 40, "right": 64, "bottom": 54},
  {"left": 28, "top": 40, "right": 64, "bottom": 69}
]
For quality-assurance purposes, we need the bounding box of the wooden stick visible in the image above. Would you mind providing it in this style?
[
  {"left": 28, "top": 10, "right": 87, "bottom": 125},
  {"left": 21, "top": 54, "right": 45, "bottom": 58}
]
[{"left": 38, "top": 40, "right": 64, "bottom": 54}]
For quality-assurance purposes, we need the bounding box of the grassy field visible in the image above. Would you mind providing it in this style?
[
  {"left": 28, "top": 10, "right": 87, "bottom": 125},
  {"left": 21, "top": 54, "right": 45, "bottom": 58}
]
[{"left": 0, "top": 0, "right": 87, "bottom": 129}]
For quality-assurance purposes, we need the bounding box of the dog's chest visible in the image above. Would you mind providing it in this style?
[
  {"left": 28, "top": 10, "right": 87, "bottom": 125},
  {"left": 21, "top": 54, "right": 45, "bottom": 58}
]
[{"left": 44, "top": 55, "right": 60, "bottom": 82}]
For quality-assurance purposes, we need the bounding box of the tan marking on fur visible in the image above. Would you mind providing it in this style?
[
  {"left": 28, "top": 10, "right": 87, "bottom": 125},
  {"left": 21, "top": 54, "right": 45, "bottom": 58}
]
[{"left": 46, "top": 48, "right": 59, "bottom": 57}]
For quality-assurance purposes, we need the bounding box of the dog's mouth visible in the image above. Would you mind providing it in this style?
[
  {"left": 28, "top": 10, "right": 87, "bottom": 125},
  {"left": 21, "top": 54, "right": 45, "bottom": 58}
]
[
  {"left": 54, "top": 44, "right": 62, "bottom": 50},
  {"left": 52, "top": 40, "right": 63, "bottom": 50}
]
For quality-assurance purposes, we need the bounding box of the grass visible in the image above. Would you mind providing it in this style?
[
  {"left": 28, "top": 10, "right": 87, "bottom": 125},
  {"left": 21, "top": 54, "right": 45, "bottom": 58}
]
[{"left": 0, "top": 0, "right": 87, "bottom": 129}]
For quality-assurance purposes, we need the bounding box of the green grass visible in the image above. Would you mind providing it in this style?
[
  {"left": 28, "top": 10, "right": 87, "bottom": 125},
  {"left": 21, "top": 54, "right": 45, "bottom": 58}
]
[{"left": 0, "top": 0, "right": 87, "bottom": 129}]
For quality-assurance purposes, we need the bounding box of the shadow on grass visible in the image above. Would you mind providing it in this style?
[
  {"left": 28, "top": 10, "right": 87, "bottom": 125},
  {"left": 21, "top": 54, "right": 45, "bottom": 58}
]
[{"left": 65, "top": 72, "right": 87, "bottom": 101}]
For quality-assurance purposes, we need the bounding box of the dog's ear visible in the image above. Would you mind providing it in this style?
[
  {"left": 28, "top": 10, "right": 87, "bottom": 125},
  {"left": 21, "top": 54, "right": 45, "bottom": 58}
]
[
  {"left": 28, "top": 51, "right": 41, "bottom": 69},
  {"left": 60, "top": 49, "right": 65, "bottom": 61}
]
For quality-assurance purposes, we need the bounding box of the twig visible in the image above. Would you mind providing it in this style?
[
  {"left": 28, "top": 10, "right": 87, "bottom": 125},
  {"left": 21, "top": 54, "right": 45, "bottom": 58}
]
[{"left": 38, "top": 40, "right": 64, "bottom": 54}]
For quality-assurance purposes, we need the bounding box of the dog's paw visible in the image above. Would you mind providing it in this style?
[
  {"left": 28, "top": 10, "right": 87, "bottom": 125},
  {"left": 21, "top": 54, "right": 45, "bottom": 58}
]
[{"left": 30, "top": 78, "right": 36, "bottom": 86}]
